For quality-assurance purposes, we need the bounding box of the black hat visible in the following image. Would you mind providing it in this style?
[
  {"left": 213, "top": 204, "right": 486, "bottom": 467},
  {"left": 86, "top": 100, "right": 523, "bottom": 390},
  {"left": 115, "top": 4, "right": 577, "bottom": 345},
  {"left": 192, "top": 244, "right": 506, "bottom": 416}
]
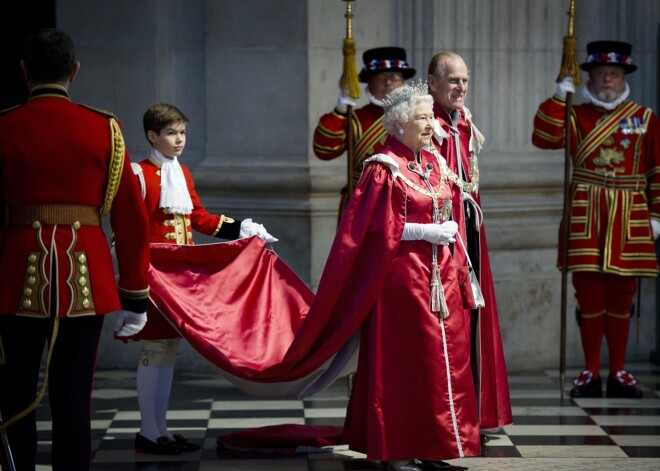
[
  {"left": 358, "top": 47, "right": 416, "bottom": 83},
  {"left": 580, "top": 40, "right": 637, "bottom": 74}
]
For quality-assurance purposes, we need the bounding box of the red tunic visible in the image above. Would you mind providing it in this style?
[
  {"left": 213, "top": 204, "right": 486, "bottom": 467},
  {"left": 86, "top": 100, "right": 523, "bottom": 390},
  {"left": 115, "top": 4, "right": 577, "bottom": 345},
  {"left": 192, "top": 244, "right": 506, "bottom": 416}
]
[
  {"left": 433, "top": 103, "right": 513, "bottom": 430},
  {"left": 129, "top": 158, "right": 233, "bottom": 340},
  {"left": 313, "top": 103, "right": 388, "bottom": 217},
  {"left": 532, "top": 96, "right": 660, "bottom": 276},
  {"left": 0, "top": 85, "right": 149, "bottom": 317}
]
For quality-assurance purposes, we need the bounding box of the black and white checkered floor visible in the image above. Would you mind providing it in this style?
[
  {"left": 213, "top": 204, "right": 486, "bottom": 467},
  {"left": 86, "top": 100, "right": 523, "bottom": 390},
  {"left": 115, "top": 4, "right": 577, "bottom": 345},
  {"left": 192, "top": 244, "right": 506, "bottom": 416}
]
[{"left": 27, "top": 361, "right": 660, "bottom": 470}]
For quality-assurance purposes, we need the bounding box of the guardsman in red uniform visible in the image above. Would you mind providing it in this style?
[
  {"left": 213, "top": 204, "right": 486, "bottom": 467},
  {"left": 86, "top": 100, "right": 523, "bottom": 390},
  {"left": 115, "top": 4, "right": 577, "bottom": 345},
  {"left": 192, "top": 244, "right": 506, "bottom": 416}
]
[
  {"left": 126, "top": 103, "right": 276, "bottom": 455},
  {"left": 313, "top": 47, "right": 415, "bottom": 220},
  {"left": 0, "top": 29, "right": 150, "bottom": 470},
  {"left": 533, "top": 41, "right": 660, "bottom": 398},
  {"left": 427, "top": 52, "right": 512, "bottom": 436}
]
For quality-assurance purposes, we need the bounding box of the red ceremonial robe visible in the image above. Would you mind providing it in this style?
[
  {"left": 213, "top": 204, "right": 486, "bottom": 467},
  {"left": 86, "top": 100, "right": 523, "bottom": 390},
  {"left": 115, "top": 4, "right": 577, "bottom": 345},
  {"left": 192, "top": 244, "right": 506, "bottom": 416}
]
[
  {"left": 433, "top": 103, "right": 512, "bottom": 430},
  {"left": 147, "top": 137, "right": 480, "bottom": 460}
]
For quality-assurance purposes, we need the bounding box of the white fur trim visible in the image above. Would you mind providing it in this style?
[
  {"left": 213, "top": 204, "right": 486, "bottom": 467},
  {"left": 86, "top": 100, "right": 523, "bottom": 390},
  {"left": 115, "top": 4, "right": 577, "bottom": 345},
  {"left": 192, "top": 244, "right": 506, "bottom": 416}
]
[{"left": 363, "top": 154, "right": 402, "bottom": 180}]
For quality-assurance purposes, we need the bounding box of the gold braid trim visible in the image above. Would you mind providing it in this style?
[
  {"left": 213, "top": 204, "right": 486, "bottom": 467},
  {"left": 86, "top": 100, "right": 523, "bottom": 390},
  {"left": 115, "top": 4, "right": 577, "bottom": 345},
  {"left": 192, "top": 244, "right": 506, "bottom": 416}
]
[{"left": 101, "top": 118, "right": 125, "bottom": 217}]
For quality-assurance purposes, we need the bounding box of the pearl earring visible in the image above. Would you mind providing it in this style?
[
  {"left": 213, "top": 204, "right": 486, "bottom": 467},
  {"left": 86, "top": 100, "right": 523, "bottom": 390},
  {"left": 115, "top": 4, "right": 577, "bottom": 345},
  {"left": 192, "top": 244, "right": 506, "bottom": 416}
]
[{"left": 398, "top": 128, "right": 404, "bottom": 135}]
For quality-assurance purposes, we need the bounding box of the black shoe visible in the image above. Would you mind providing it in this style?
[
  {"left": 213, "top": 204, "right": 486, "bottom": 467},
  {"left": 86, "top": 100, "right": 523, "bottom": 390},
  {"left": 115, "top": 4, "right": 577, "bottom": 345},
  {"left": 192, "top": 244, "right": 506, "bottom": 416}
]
[
  {"left": 569, "top": 370, "right": 602, "bottom": 398},
  {"left": 480, "top": 433, "right": 489, "bottom": 443},
  {"left": 606, "top": 370, "right": 643, "bottom": 398},
  {"left": 419, "top": 460, "right": 451, "bottom": 470},
  {"left": 173, "top": 433, "right": 201, "bottom": 452},
  {"left": 134, "top": 433, "right": 182, "bottom": 455}
]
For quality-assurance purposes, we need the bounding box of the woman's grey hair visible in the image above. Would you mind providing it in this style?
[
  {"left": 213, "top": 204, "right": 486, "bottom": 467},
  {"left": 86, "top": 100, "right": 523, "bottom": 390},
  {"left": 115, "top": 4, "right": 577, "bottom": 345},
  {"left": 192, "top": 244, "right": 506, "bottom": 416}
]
[{"left": 382, "top": 82, "right": 434, "bottom": 135}]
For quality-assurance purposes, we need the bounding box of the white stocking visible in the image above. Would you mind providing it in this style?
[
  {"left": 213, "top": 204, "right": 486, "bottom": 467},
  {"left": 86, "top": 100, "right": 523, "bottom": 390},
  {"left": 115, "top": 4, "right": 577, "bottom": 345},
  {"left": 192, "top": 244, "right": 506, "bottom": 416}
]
[
  {"left": 156, "top": 366, "right": 175, "bottom": 440},
  {"left": 137, "top": 363, "right": 161, "bottom": 441}
]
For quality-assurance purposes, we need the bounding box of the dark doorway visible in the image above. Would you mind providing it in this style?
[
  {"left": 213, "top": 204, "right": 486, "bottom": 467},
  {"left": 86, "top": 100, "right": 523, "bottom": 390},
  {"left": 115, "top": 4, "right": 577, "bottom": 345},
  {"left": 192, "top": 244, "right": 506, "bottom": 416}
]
[{"left": 0, "top": 0, "right": 56, "bottom": 109}]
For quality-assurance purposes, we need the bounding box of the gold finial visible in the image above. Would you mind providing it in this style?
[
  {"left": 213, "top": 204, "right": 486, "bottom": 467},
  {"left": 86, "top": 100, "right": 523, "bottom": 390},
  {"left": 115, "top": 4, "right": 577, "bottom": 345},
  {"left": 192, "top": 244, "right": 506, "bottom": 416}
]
[
  {"left": 339, "top": 1, "right": 360, "bottom": 99},
  {"left": 556, "top": 0, "right": 582, "bottom": 85}
]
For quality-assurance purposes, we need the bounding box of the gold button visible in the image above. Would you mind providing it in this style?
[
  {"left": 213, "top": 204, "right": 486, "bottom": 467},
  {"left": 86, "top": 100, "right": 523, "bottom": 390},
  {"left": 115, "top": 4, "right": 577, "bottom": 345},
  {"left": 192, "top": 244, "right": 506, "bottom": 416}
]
[
  {"left": 22, "top": 299, "right": 32, "bottom": 308},
  {"left": 78, "top": 276, "right": 87, "bottom": 286},
  {"left": 82, "top": 287, "right": 90, "bottom": 296},
  {"left": 78, "top": 253, "right": 87, "bottom": 263},
  {"left": 73, "top": 221, "right": 81, "bottom": 230},
  {"left": 28, "top": 254, "right": 37, "bottom": 263},
  {"left": 27, "top": 276, "right": 36, "bottom": 285},
  {"left": 27, "top": 265, "right": 36, "bottom": 274},
  {"left": 23, "top": 287, "right": 32, "bottom": 296},
  {"left": 82, "top": 298, "right": 90, "bottom": 308},
  {"left": 32, "top": 221, "right": 41, "bottom": 229},
  {"left": 79, "top": 265, "right": 88, "bottom": 275}
]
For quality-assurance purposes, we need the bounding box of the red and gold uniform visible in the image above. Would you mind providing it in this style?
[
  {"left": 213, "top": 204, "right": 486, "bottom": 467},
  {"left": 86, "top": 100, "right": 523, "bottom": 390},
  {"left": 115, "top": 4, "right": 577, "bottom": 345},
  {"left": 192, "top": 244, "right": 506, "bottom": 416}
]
[
  {"left": 533, "top": 88, "right": 660, "bottom": 394},
  {"left": 129, "top": 158, "right": 240, "bottom": 340},
  {"left": 533, "top": 96, "right": 660, "bottom": 275},
  {"left": 313, "top": 103, "right": 387, "bottom": 217},
  {"left": 0, "top": 83, "right": 150, "bottom": 470},
  {"left": 433, "top": 104, "right": 512, "bottom": 431},
  {"left": 0, "top": 84, "right": 150, "bottom": 317}
]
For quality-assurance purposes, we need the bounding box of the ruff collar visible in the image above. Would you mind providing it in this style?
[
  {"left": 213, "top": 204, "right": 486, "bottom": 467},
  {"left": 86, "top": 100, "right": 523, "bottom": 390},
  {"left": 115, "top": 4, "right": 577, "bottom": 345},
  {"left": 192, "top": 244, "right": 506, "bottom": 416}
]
[{"left": 149, "top": 148, "right": 194, "bottom": 215}]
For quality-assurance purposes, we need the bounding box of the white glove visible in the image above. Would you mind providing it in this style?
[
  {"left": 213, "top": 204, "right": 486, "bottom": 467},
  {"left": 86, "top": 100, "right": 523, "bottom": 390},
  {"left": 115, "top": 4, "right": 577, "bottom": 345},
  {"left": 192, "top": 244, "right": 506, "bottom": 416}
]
[
  {"left": 335, "top": 89, "right": 357, "bottom": 112},
  {"left": 114, "top": 310, "right": 147, "bottom": 337},
  {"left": 652, "top": 219, "right": 660, "bottom": 240},
  {"left": 401, "top": 221, "right": 458, "bottom": 246},
  {"left": 240, "top": 218, "right": 278, "bottom": 243},
  {"left": 555, "top": 77, "right": 576, "bottom": 99}
]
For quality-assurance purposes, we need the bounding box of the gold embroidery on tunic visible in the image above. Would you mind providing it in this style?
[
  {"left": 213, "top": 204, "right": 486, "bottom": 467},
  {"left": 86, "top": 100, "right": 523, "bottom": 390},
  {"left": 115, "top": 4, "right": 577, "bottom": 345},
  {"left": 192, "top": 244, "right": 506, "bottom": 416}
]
[{"left": 593, "top": 148, "right": 626, "bottom": 175}]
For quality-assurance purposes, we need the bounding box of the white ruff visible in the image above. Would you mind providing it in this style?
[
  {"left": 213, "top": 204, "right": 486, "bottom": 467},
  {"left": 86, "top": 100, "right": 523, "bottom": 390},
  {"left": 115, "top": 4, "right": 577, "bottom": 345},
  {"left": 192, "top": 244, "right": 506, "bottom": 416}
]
[
  {"left": 149, "top": 148, "right": 193, "bottom": 215},
  {"left": 365, "top": 86, "right": 385, "bottom": 107},
  {"left": 582, "top": 82, "right": 630, "bottom": 111}
]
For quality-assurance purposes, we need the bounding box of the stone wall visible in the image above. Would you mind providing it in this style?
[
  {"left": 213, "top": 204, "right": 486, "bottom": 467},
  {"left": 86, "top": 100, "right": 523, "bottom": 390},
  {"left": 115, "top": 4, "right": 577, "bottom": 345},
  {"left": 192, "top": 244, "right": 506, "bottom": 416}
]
[{"left": 56, "top": 0, "right": 659, "bottom": 373}]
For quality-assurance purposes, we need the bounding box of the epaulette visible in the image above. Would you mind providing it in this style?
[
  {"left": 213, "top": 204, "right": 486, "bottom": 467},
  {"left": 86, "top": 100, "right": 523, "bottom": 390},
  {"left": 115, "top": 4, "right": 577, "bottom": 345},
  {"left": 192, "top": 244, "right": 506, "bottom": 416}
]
[
  {"left": 79, "top": 103, "right": 117, "bottom": 119},
  {"left": 0, "top": 104, "right": 22, "bottom": 116}
]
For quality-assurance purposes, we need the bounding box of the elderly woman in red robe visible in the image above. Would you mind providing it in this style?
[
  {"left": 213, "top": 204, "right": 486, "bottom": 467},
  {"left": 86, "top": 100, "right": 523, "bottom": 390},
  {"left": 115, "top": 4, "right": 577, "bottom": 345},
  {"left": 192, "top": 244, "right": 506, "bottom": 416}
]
[{"left": 339, "top": 82, "right": 480, "bottom": 470}]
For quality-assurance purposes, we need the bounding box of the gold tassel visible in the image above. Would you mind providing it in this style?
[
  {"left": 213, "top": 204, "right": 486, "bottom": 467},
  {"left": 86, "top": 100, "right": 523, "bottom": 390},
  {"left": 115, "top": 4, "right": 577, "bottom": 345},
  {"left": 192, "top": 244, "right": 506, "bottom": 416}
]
[
  {"left": 340, "top": 37, "right": 360, "bottom": 99},
  {"left": 430, "top": 261, "right": 440, "bottom": 312},
  {"left": 430, "top": 261, "right": 449, "bottom": 318},
  {"left": 555, "top": 36, "right": 583, "bottom": 85}
]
